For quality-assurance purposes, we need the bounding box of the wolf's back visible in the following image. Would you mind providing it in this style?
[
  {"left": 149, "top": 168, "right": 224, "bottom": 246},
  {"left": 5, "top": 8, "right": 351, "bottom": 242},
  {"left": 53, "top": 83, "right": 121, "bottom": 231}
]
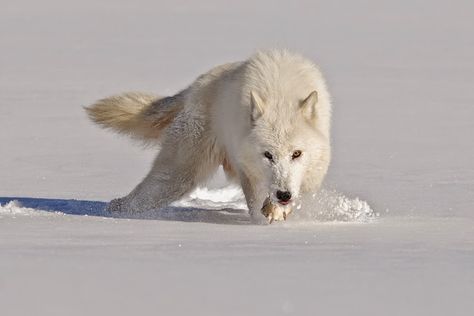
[{"left": 85, "top": 92, "right": 184, "bottom": 143}]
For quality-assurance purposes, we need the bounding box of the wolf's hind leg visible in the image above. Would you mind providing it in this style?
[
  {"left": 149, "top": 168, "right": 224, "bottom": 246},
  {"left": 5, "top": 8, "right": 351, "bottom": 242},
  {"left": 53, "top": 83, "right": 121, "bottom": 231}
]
[{"left": 107, "top": 139, "right": 218, "bottom": 213}]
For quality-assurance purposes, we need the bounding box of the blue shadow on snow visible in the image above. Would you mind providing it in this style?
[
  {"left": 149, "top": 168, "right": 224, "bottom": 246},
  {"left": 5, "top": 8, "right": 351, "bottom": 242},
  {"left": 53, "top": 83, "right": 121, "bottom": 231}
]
[{"left": 0, "top": 197, "right": 250, "bottom": 225}]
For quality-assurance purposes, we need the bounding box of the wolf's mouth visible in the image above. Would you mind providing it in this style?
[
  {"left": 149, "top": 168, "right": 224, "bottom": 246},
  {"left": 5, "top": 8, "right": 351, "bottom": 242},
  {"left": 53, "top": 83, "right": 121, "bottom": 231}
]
[{"left": 278, "top": 200, "right": 290, "bottom": 206}]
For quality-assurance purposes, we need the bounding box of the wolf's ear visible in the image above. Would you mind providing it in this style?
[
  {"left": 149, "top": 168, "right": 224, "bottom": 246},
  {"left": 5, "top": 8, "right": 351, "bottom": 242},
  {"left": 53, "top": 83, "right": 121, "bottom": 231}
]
[
  {"left": 250, "top": 91, "right": 264, "bottom": 122},
  {"left": 300, "top": 90, "right": 318, "bottom": 121}
]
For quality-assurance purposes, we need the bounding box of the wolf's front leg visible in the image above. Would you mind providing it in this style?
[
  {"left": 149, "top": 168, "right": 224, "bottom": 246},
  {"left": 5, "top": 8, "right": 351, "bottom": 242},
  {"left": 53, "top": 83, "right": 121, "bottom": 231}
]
[{"left": 239, "top": 172, "right": 268, "bottom": 224}]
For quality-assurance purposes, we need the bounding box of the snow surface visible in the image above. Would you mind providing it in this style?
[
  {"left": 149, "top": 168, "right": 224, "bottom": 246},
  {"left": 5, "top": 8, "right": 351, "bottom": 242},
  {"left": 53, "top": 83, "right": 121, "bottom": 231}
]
[{"left": 1, "top": 1, "right": 473, "bottom": 315}]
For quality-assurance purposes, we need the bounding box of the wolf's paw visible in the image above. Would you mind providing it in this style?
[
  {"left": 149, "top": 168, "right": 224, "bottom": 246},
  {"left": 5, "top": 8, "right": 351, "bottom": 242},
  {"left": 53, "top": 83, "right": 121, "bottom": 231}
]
[
  {"left": 106, "top": 198, "right": 126, "bottom": 213},
  {"left": 249, "top": 210, "right": 270, "bottom": 225}
]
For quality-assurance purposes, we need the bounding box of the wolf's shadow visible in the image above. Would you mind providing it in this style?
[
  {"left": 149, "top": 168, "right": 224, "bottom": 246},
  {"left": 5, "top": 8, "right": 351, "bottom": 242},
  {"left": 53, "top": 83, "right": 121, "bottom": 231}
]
[{"left": 0, "top": 197, "right": 251, "bottom": 225}]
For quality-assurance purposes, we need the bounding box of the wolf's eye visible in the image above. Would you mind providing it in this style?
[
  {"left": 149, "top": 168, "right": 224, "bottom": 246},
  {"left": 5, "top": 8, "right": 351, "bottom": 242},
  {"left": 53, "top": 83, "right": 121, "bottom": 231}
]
[
  {"left": 263, "top": 151, "right": 274, "bottom": 161},
  {"left": 292, "top": 150, "right": 302, "bottom": 159}
]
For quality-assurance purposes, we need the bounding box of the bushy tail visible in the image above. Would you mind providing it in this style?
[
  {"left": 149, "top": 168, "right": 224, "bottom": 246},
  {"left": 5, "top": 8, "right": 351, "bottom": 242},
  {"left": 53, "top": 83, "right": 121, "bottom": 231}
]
[{"left": 85, "top": 92, "right": 184, "bottom": 143}]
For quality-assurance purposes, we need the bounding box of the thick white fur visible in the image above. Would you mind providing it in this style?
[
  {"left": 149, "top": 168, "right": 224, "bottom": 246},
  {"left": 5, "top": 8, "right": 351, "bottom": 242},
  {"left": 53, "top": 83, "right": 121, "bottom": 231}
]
[{"left": 86, "top": 49, "right": 331, "bottom": 222}]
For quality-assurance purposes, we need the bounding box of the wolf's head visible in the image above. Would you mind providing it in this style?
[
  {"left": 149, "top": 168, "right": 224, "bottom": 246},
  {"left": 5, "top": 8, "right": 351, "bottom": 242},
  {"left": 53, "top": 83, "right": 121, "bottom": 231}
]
[{"left": 240, "top": 90, "right": 331, "bottom": 206}]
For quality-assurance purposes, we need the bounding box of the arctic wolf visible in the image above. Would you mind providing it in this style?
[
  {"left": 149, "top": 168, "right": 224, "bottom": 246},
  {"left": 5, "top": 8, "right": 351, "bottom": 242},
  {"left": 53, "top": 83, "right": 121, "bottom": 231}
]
[{"left": 86, "top": 50, "right": 331, "bottom": 222}]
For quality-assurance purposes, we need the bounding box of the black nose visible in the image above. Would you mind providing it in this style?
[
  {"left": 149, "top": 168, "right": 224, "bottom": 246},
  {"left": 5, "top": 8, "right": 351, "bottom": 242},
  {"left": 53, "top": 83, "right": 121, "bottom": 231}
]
[{"left": 276, "top": 190, "right": 292, "bottom": 202}]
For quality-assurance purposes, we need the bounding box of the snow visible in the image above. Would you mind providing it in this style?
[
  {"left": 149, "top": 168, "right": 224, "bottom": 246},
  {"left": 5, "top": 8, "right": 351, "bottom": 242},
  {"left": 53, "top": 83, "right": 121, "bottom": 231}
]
[
  {"left": 0, "top": 187, "right": 377, "bottom": 223},
  {"left": 1, "top": 199, "right": 473, "bottom": 315},
  {"left": 1, "top": 0, "right": 473, "bottom": 315},
  {"left": 0, "top": 200, "right": 60, "bottom": 217}
]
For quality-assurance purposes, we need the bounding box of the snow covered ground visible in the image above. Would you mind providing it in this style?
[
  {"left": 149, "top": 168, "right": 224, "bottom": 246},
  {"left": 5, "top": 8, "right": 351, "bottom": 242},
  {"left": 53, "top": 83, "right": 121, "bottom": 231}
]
[{"left": 1, "top": 1, "right": 473, "bottom": 315}]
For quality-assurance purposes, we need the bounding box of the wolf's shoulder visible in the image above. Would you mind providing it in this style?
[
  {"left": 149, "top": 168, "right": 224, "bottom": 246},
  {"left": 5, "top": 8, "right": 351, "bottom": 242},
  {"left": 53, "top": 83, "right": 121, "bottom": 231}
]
[
  {"left": 243, "top": 49, "right": 324, "bottom": 86},
  {"left": 247, "top": 49, "right": 319, "bottom": 72}
]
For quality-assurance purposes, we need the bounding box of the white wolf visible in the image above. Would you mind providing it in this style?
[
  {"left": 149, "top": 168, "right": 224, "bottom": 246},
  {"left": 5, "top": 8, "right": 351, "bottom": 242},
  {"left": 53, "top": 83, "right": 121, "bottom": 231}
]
[{"left": 86, "top": 49, "right": 331, "bottom": 223}]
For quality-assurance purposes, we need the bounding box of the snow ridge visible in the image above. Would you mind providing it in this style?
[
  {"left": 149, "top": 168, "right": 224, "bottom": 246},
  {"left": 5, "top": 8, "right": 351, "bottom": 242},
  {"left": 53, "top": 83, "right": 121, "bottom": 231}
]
[
  {"left": 1, "top": 187, "right": 376, "bottom": 223},
  {"left": 0, "top": 200, "right": 64, "bottom": 218}
]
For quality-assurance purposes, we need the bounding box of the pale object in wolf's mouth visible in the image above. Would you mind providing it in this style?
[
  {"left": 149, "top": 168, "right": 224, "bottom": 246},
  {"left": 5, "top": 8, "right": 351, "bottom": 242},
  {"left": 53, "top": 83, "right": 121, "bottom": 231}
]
[{"left": 261, "top": 198, "right": 293, "bottom": 224}]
